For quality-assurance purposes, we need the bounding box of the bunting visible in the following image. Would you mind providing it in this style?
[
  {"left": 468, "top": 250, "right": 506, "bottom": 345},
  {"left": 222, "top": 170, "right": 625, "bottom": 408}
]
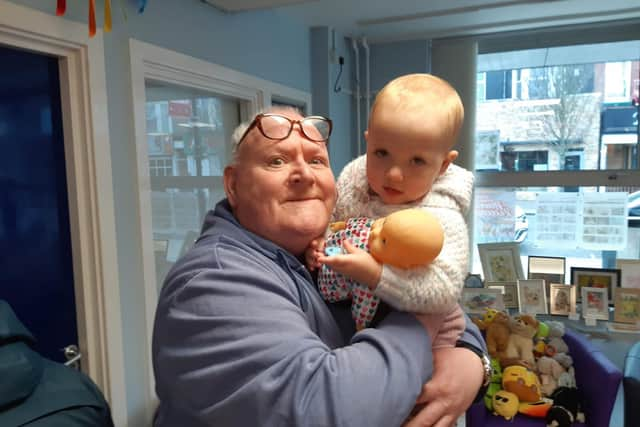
[{"left": 54, "top": 0, "right": 147, "bottom": 37}]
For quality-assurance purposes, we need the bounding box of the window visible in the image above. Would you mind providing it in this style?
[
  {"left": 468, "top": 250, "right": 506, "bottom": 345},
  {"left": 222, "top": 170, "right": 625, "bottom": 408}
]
[
  {"left": 473, "top": 39, "right": 640, "bottom": 277},
  {"left": 129, "top": 41, "right": 312, "bottom": 403},
  {"left": 499, "top": 150, "right": 548, "bottom": 172},
  {"left": 149, "top": 157, "right": 173, "bottom": 177},
  {"left": 144, "top": 81, "right": 242, "bottom": 283},
  {"left": 485, "top": 70, "right": 512, "bottom": 100}
]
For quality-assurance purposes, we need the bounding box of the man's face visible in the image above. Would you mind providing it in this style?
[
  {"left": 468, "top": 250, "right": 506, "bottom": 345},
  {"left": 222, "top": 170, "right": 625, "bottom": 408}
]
[{"left": 224, "top": 111, "right": 336, "bottom": 256}]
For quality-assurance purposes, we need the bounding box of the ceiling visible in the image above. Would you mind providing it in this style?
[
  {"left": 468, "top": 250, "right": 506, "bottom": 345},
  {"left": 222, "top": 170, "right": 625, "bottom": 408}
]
[{"left": 204, "top": 0, "right": 640, "bottom": 42}]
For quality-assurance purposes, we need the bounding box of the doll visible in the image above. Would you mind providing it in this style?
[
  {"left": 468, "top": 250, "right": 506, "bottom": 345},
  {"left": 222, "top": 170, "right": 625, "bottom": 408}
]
[{"left": 318, "top": 208, "right": 443, "bottom": 329}]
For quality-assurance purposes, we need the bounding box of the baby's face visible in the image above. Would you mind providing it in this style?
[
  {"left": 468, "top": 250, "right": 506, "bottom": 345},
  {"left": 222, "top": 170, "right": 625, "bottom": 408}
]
[{"left": 365, "top": 116, "right": 455, "bottom": 205}]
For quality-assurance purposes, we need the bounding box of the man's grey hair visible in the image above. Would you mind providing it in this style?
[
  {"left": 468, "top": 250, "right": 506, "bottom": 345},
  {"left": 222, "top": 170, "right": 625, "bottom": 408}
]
[{"left": 229, "top": 105, "right": 303, "bottom": 163}]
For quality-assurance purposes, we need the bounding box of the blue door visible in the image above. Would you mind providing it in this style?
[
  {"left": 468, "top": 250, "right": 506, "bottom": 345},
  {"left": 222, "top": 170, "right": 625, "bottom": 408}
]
[{"left": 0, "top": 45, "right": 78, "bottom": 363}]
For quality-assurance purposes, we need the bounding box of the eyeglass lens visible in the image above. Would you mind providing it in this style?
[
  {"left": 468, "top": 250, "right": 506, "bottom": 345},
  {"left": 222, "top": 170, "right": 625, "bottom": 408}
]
[{"left": 260, "top": 114, "right": 330, "bottom": 142}]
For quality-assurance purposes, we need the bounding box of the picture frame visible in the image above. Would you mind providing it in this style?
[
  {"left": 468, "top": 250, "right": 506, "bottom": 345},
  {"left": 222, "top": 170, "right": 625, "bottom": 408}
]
[
  {"left": 475, "top": 130, "right": 501, "bottom": 170},
  {"left": 616, "top": 259, "right": 640, "bottom": 289},
  {"left": 460, "top": 288, "right": 505, "bottom": 314},
  {"left": 570, "top": 267, "right": 621, "bottom": 303},
  {"left": 486, "top": 281, "right": 519, "bottom": 310},
  {"left": 517, "top": 279, "right": 548, "bottom": 315},
  {"left": 581, "top": 286, "right": 609, "bottom": 320},
  {"left": 463, "top": 273, "right": 484, "bottom": 288},
  {"left": 478, "top": 242, "right": 525, "bottom": 282},
  {"left": 613, "top": 288, "right": 640, "bottom": 324},
  {"left": 549, "top": 284, "right": 576, "bottom": 316},
  {"left": 528, "top": 255, "right": 566, "bottom": 298}
]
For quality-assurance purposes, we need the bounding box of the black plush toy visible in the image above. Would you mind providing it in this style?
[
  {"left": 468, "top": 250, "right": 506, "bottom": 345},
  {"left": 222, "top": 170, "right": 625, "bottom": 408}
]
[{"left": 545, "top": 386, "right": 585, "bottom": 427}]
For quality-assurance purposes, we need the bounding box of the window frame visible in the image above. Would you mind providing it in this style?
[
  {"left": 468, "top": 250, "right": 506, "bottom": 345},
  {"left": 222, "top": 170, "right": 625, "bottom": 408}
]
[{"left": 128, "top": 39, "right": 311, "bottom": 410}]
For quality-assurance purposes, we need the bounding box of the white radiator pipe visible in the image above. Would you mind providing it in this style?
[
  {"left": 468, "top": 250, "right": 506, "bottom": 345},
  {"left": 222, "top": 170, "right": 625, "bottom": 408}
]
[
  {"left": 361, "top": 37, "right": 371, "bottom": 130},
  {"left": 351, "top": 37, "right": 362, "bottom": 155}
]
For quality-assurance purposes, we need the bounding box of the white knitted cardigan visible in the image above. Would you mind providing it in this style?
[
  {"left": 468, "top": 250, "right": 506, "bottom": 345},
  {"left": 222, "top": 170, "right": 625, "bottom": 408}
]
[{"left": 333, "top": 155, "right": 474, "bottom": 313}]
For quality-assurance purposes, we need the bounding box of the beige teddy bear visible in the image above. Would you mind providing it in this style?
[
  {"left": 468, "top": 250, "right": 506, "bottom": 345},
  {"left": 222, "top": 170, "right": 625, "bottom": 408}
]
[
  {"left": 536, "top": 356, "right": 566, "bottom": 396},
  {"left": 504, "top": 314, "right": 538, "bottom": 367}
]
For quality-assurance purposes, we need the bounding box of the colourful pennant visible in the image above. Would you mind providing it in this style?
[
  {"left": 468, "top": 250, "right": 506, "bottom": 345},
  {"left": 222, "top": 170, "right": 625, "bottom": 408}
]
[
  {"left": 89, "top": 0, "right": 96, "bottom": 37},
  {"left": 56, "top": 0, "right": 66, "bottom": 16},
  {"left": 105, "top": 0, "right": 112, "bottom": 32}
]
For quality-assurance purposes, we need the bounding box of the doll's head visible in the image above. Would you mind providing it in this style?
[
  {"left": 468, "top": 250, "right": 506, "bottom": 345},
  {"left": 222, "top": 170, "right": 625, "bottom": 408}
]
[{"left": 368, "top": 208, "right": 443, "bottom": 268}]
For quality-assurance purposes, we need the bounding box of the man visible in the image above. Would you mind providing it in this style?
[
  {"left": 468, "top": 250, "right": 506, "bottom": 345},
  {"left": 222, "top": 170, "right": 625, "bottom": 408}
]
[{"left": 152, "top": 107, "right": 488, "bottom": 427}]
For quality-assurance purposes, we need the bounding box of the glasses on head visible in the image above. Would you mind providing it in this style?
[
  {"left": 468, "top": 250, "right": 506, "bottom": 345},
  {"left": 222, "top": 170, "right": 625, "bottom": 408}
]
[{"left": 238, "top": 113, "right": 332, "bottom": 145}]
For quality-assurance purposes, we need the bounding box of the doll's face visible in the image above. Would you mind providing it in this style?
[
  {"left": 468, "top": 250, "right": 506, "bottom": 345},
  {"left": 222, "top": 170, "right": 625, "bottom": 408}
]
[{"left": 368, "top": 209, "right": 443, "bottom": 268}]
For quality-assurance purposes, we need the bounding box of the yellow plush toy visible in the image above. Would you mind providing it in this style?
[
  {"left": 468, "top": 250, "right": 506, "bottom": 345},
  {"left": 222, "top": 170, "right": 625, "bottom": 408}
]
[
  {"left": 318, "top": 208, "right": 444, "bottom": 329},
  {"left": 492, "top": 390, "right": 519, "bottom": 421},
  {"left": 473, "top": 308, "right": 499, "bottom": 331}
]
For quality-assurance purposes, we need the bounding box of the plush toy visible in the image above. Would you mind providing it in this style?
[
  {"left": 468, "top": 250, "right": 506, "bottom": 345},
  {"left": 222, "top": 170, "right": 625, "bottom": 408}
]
[
  {"left": 547, "top": 337, "right": 569, "bottom": 355},
  {"left": 318, "top": 208, "right": 443, "bottom": 329},
  {"left": 505, "top": 314, "right": 539, "bottom": 366},
  {"left": 533, "top": 338, "right": 548, "bottom": 358},
  {"left": 536, "top": 321, "right": 550, "bottom": 339},
  {"left": 485, "top": 311, "right": 511, "bottom": 359},
  {"left": 553, "top": 353, "right": 573, "bottom": 369},
  {"left": 518, "top": 398, "right": 553, "bottom": 418},
  {"left": 537, "top": 356, "right": 566, "bottom": 396},
  {"left": 546, "top": 320, "right": 566, "bottom": 338},
  {"left": 557, "top": 366, "right": 577, "bottom": 389},
  {"left": 545, "top": 386, "right": 585, "bottom": 427},
  {"left": 492, "top": 390, "right": 519, "bottom": 421},
  {"left": 473, "top": 308, "right": 499, "bottom": 331},
  {"left": 484, "top": 357, "right": 503, "bottom": 411},
  {"left": 502, "top": 365, "right": 542, "bottom": 403}
]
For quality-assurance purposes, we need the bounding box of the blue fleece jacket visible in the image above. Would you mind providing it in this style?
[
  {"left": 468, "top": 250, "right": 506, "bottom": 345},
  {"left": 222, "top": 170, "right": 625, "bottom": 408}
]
[{"left": 152, "top": 199, "right": 485, "bottom": 427}]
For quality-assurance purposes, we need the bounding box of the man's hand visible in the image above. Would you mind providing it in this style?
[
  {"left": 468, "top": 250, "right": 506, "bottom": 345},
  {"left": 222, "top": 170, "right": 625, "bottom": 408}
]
[
  {"left": 403, "top": 347, "right": 483, "bottom": 427},
  {"left": 317, "top": 240, "right": 382, "bottom": 289},
  {"left": 304, "top": 237, "right": 326, "bottom": 271}
]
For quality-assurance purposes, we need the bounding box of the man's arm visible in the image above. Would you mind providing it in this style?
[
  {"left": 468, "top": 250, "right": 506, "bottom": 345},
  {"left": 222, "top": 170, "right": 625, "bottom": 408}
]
[
  {"left": 153, "top": 244, "right": 433, "bottom": 427},
  {"left": 404, "top": 314, "right": 488, "bottom": 427}
]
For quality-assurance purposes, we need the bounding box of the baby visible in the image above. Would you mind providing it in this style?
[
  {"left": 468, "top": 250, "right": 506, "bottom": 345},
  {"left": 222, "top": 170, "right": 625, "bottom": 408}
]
[{"left": 308, "top": 73, "right": 474, "bottom": 347}]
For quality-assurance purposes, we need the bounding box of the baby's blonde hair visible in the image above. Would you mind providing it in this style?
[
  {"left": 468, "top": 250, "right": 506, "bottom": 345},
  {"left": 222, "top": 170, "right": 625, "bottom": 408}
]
[{"left": 370, "top": 73, "right": 464, "bottom": 146}]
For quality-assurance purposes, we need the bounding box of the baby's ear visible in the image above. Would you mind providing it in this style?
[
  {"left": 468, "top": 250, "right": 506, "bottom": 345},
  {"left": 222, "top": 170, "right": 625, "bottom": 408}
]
[{"left": 439, "top": 150, "right": 458, "bottom": 174}]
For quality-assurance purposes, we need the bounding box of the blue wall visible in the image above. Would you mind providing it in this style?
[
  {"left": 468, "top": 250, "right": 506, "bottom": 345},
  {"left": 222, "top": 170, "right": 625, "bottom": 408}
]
[{"left": 370, "top": 39, "right": 431, "bottom": 92}]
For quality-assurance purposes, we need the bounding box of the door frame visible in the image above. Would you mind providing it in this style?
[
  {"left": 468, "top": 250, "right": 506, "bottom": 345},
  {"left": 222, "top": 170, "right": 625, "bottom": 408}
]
[{"left": 0, "top": 2, "right": 126, "bottom": 425}]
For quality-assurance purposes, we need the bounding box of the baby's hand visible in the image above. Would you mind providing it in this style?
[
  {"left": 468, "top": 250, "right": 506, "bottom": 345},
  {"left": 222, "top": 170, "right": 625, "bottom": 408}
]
[
  {"left": 304, "top": 237, "right": 326, "bottom": 271},
  {"left": 318, "top": 240, "right": 382, "bottom": 289}
]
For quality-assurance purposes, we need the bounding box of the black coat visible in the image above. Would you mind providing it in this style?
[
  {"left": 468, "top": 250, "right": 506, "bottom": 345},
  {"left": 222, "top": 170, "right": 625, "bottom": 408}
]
[{"left": 0, "top": 300, "right": 113, "bottom": 426}]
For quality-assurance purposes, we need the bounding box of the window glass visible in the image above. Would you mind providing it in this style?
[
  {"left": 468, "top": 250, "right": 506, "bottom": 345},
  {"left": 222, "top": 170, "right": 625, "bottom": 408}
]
[
  {"left": 144, "top": 80, "right": 242, "bottom": 284},
  {"left": 471, "top": 186, "right": 640, "bottom": 282},
  {"left": 476, "top": 41, "right": 639, "bottom": 172}
]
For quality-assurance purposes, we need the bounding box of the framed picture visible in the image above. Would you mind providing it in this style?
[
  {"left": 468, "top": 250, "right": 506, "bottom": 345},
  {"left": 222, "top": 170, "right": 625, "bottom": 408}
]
[
  {"left": 463, "top": 273, "right": 484, "bottom": 288},
  {"left": 517, "top": 279, "right": 548, "bottom": 315},
  {"left": 570, "top": 267, "right": 621, "bottom": 302},
  {"left": 616, "top": 259, "right": 640, "bottom": 289},
  {"left": 613, "top": 288, "right": 640, "bottom": 324},
  {"left": 528, "top": 256, "right": 566, "bottom": 297},
  {"left": 487, "top": 281, "right": 519, "bottom": 309},
  {"left": 460, "top": 288, "right": 505, "bottom": 314},
  {"left": 478, "top": 242, "right": 525, "bottom": 282},
  {"left": 581, "top": 286, "right": 609, "bottom": 320},
  {"left": 549, "top": 284, "right": 576, "bottom": 316},
  {"left": 475, "top": 130, "right": 501, "bottom": 170}
]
